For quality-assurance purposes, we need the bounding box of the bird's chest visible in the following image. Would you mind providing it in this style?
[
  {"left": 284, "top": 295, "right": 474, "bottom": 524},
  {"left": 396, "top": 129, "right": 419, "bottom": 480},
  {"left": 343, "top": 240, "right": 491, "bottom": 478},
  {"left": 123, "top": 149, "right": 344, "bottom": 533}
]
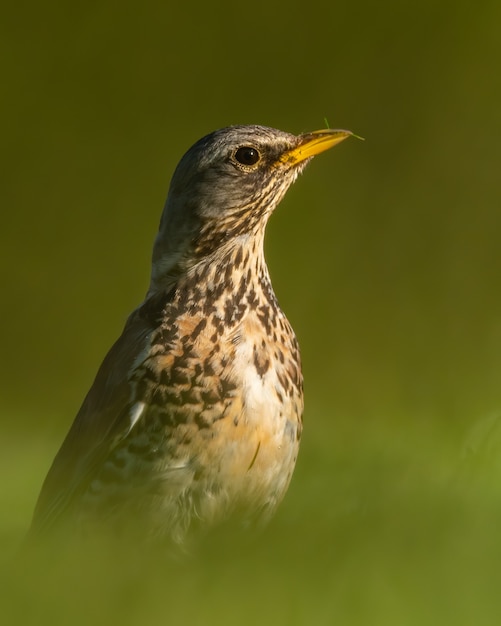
[
  {"left": 132, "top": 300, "right": 303, "bottom": 509},
  {"left": 82, "top": 288, "right": 303, "bottom": 535},
  {"left": 212, "top": 313, "right": 303, "bottom": 483}
]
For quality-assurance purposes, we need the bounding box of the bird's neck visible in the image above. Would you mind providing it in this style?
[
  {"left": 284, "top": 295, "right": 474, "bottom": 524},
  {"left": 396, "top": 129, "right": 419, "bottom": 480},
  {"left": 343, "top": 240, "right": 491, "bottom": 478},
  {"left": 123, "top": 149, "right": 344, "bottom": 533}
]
[{"left": 147, "top": 232, "right": 273, "bottom": 306}]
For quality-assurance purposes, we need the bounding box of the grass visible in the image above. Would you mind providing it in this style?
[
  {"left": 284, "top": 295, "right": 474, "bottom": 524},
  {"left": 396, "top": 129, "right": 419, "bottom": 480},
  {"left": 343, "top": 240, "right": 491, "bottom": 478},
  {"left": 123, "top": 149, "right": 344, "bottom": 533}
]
[{"left": 2, "top": 413, "right": 501, "bottom": 626}]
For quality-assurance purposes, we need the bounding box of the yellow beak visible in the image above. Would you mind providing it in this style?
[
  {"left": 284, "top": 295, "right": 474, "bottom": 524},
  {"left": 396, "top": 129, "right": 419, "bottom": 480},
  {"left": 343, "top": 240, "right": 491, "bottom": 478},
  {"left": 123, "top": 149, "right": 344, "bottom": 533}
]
[{"left": 282, "top": 129, "right": 353, "bottom": 165}]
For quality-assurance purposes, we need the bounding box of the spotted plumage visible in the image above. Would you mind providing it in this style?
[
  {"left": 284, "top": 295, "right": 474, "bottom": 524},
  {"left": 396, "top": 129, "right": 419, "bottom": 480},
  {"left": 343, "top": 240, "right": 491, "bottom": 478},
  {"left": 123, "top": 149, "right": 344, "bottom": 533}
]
[{"left": 31, "top": 125, "right": 352, "bottom": 543}]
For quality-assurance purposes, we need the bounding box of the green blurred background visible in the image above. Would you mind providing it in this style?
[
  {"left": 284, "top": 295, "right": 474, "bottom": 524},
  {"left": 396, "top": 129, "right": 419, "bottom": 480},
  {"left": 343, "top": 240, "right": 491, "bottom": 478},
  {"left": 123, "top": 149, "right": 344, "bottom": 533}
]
[{"left": 2, "top": 1, "right": 501, "bottom": 624}]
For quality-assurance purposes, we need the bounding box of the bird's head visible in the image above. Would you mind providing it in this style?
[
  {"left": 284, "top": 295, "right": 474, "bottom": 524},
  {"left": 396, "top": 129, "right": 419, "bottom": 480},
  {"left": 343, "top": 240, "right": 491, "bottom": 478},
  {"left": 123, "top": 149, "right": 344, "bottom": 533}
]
[{"left": 150, "top": 125, "right": 352, "bottom": 292}]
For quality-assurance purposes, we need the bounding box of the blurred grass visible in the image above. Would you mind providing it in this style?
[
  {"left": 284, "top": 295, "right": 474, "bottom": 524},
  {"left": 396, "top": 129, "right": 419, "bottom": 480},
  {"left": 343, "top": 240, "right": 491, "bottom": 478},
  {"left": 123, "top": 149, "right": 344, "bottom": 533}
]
[{"left": 4, "top": 414, "right": 501, "bottom": 625}]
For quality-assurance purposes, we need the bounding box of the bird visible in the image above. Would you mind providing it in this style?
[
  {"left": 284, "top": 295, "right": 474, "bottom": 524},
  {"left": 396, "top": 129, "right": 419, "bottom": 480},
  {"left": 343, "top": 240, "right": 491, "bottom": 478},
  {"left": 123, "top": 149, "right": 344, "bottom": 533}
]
[{"left": 30, "top": 124, "right": 353, "bottom": 544}]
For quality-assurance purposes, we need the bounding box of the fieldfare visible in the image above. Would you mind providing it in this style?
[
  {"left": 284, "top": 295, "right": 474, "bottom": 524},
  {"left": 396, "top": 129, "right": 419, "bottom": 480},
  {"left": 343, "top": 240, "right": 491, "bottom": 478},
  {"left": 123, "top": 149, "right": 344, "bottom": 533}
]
[{"left": 31, "top": 125, "right": 352, "bottom": 543}]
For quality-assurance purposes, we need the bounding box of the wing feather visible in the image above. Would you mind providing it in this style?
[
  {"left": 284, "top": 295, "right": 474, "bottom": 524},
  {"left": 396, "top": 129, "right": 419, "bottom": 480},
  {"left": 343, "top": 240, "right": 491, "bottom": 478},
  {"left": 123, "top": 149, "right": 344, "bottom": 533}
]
[{"left": 30, "top": 292, "right": 171, "bottom": 533}]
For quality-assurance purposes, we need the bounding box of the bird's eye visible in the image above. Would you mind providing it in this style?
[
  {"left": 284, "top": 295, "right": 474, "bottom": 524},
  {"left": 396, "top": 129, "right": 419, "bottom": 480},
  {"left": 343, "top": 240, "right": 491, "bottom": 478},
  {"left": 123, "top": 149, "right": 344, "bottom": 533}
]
[{"left": 234, "top": 146, "right": 261, "bottom": 167}]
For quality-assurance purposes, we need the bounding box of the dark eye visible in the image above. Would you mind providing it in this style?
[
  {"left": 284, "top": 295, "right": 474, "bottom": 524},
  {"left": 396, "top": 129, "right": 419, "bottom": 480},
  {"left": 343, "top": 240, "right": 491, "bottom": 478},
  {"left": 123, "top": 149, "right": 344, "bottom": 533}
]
[{"left": 234, "top": 146, "right": 261, "bottom": 166}]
